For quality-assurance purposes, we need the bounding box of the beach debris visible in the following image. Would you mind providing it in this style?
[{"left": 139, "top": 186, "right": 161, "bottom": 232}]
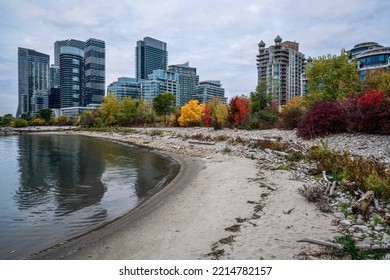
[
  {"left": 253, "top": 203, "right": 265, "bottom": 213},
  {"left": 225, "top": 224, "right": 241, "bottom": 232},
  {"left": 297, "top": 237, "right": 390, "bottom": 252},
  {"left": 298, "top": 184, "right": 325, "bottom": 202},
  {"left": 283, "top": 208, "right": 295, "bottom": 215},
  {"left": 188, "top": 140, "right": 215, "bottom": 145},
  {"left": 204, "top": 249, "right": 225, "bottom": 260},
  {"left": 215, "top": 235, "right": 236, "bottom": 246},
  {"left": 235, "top": 217, "right": 247, "bottom": 223},
  {"left": 352, "top": 191, "right": 374, "bottom": 214}
]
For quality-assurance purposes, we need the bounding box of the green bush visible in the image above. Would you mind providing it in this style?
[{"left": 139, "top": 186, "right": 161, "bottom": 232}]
[
  {"left": 10, "top": 118, "right": 28, "bottom": 128},
  {"left": 29, "top": 117, "right": 45, "bottom": 126}
]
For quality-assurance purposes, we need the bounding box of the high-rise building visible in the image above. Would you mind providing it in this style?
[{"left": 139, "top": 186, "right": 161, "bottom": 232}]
[
  {"left": 59, "top": 46, "right": 85, "bottom": 108},
  {"left": 50, "top": 65, "right": 60, "bottom": 88},
  {"left": 348, "top": 42, "right": 389, "bottom": 80},
  {"left": 141, "top": 69, "right": 179, "bottom": 106},
  {"left": 193, "top": 80, "right": 226, "bottom": 104},
  {"left": 17, "top": 47, "right": 50, "bottom": 117},
  {"left": 168, "top": 62, "right": 199, "bottom": 107},
  {"left": 84, "top": 38, "right": 105, "bottom": 106},
  {"left": 136, "top": 37, "right": 168, "bottom": 80},
  {"left": 54, "top": 38, "right": 106, "bottom": 108},
  {"left": 54, "top": 39, "right": 85, "bottom": 66},
  {"left": 256, "top": 36, "right": 306, "bottom": 106},
  {"left": 107, "top": 77, "right": 142, "bottom": 100}
]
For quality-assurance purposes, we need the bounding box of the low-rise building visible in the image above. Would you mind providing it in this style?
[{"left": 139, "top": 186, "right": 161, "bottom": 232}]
[{"left": 193, "top": 80, "right": 226, "bottom": 104}]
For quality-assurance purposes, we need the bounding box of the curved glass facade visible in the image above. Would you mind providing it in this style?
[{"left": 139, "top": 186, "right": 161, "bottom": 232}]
[{"left": 59, "top": 47, "right": 84, "bottom": 108}]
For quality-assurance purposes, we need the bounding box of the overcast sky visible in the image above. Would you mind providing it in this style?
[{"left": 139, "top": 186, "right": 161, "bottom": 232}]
[{"left": 0, "top": 0, "right": 389, "bottom": 115}]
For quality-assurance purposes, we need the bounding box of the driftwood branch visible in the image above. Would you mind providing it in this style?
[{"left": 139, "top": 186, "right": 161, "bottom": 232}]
[
  {"left": 329, "top": 181, "right": 337, "bottom": 196},
  {"left": 298, "top": 238, "right": 342, "bottom": 250},
  {"left": 188, "top": 140, "right": 215, "bottom": 145},
  {"left": 298, "top": 238, "right": 390, "bottom": 252}
]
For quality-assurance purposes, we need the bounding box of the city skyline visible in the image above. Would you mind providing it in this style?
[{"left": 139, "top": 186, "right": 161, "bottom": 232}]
[{"left": 1, "top": 0, "right": 389, "bottom": 115}]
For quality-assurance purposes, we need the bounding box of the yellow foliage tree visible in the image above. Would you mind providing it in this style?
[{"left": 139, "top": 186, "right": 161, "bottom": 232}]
[
  {"left": 100, "top": 93, "right": 121, "bottom": 126},
  {"left": 178, "top": 100, "right": 205, "bottom": 127}
]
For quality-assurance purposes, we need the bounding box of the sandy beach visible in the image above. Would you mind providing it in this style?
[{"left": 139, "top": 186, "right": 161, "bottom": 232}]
[{"left": 29, "top": 128, "right": 348, "bottom": 260}]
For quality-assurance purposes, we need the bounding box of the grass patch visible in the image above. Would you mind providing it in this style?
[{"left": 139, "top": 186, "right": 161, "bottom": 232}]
[
  {"left": 249, "top": 139, "right": 287, "bottom": 151},
  {"left": 277, "top": 165, "right": 292, "bottom": 171},
  {"left": 148, "top": 130, "right": 164, "bottom": 137},
  {"left": 214, "top": 134, "right": 230, "bottom": 142},
  {"left": 223, "top": 146, "right": 232, "bottom": 153},
  {"left": 306, "top": 142, "right": 390, "bottom": 200},
  {"left": 334, "top": 233, "right": 385, "bottom": 260}
]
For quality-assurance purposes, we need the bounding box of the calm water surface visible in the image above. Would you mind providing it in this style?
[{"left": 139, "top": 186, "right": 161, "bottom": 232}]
[{"left": 0, "top": 134, "right": 179, "bottom": 259}]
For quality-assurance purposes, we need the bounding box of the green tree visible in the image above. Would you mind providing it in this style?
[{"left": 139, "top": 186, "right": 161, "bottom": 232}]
[
  {"left": 152, "top": 92, "right": 176, "bottom": 122},
  {"left": 100, "top": 94, "right": 121, "bottom": 126},
  {"left": 119, "top": 97, "right": 149, "bottom": 126},
  {"left": 249, "top": 80, "right": 271, "bottom": 113},
  {"left": 1, "top": 114, "right": 14, "bottom": 126},
  {"left": 305, "top": 52, "right": 362, "bottom": 103},
  {"left": 38, "top": 108, "right": 53, "bottom": 123}
]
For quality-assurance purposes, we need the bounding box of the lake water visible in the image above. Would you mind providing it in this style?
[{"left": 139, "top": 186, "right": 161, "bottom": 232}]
[{"left": 0, "top": 134, "right": 180, "bottom": 259}]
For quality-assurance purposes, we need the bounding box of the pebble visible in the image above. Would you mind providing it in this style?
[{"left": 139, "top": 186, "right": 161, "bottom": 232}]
[
  {"left": 340, "top": 220, "right": 351, "bottom": 227},
  {"left": 374, "top": 225, "right": 385, "bottom": 232},
  {"left": 362, "top": 237, "right": 375, "bottom": 245},
  {"left": 353, "top": 225, "right": 369, "bottom": 232}
]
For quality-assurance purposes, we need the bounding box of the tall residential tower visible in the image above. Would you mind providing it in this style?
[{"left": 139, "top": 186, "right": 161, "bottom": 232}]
[
  {"left": 59, "top": 46, "right": 85, "bottom": 108},
  {"left": 17, "top": 47, "right": 50, "bottom": 117},
  {"left": 136, "top": 37, "right": 168, "bottom": 80},
  {"left": 84, "top": 38, "right": 105, "bottom": 105},
  {"left": 257, "top": 36, "right": 306, "bottom": 106}
]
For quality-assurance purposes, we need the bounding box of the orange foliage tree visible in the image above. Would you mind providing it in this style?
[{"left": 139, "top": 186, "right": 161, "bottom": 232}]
[{"left": 178, "top": 100, "right": 205, "bottom": 127}]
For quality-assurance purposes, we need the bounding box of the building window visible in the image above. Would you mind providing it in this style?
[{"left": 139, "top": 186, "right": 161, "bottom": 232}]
[
  {"left": 72, "top": 59, "right": 80, "bottom": 65},
  {"left": 72, "top": 68, "right": 79, "bottom": 74}
]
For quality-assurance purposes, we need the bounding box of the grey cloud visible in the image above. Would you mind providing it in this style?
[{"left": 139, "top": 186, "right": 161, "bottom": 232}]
[{"left": 0, "top": 0, "right": 389, "bottom": 115}]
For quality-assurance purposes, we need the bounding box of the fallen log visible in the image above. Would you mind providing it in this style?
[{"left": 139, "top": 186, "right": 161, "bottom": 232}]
[{"left": 297, "top": 238, "right": 390, "bottom": 252}]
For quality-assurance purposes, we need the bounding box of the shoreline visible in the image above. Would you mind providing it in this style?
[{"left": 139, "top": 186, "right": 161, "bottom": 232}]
[
  {"left": 30, "top": 137, "right": 203, "bottom": 260},
  {"left": 31, "top": 129, "right": 340, "bottom": 259}
]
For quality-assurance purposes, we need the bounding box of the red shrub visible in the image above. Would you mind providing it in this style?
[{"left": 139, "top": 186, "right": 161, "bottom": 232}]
[
  {"left": 344, "top": 90, "right": 389, "bottom": 135},
  {"left": 297, "top": 101, "right": 347, "bottom": 139}
]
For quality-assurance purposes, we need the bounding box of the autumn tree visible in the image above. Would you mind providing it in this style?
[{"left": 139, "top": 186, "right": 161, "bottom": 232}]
[
  {"left": 228, "top": 96, "right": 251, "bottom": 127},
  {"left": 364, "top": 68, "right": 390, "bottom": 97},
  {"left": 178, "top": 100, "right": 205, "bottom": 127},
  {"left": 207, "top": 97, "right": 228, "bottom": 129},
  {"left": 305, "top": 51, "right": 362, "bottom": 103},
  {"left": 203, "top": 103, "right": 212, "bottom": 127},
  {"left": 100, "top": 94, "right": 121, "bottom": 126}
]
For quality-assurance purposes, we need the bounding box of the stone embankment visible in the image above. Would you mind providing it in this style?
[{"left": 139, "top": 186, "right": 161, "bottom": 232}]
[
  {"left": 75, "top": 127, "right": 390, "bottom": 258},
  {"left": 0, "top": 127, "right": 19, "bottom": 136}
]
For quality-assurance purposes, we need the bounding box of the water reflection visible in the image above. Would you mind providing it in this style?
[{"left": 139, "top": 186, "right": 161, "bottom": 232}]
[
  {"left": 0, "top": 134, "right": 179, "bottom": 259},
  {"left": 15, "top": 134, "right": 106, "bottom": 216}
]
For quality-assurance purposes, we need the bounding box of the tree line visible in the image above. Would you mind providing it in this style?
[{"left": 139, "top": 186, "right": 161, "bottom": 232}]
[{"left": 2, "top": 51, "right": 389, "bottom": 137}]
